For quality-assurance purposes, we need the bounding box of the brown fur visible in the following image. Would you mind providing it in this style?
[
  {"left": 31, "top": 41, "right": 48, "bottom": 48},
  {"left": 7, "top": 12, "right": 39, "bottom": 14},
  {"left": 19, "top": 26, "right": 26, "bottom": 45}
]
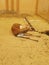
[
  {"left": 11, "top": 23, "right": 30, "bottom": 36},
  {"left": 41, "top": 30, "right": 49, "bottom": 35},
  {"left": 11, "top": 23, "right": 20, "bottom": 35}
]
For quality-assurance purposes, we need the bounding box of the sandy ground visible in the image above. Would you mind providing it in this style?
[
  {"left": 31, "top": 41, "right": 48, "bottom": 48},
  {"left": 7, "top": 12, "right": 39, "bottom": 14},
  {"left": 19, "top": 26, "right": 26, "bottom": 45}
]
[{"left": 0, "top": 15, "right": 49, "bottom": 65}]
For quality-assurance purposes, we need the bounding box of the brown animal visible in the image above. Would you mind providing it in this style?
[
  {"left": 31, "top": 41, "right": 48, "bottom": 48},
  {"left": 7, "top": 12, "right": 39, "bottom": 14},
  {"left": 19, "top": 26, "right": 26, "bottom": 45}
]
[
  {"left": 11, "top": 23, "right": 31, "bottom": 36},
  {"left": 41, "top": 30, "right": 49, "bottom": 36}
]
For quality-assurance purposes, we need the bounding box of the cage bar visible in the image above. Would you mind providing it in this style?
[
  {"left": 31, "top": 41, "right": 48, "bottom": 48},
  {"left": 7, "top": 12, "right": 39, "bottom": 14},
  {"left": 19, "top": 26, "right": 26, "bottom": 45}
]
[
  {"left": 6, "top": 0, "right": 9, "bottom": 11},
  {"left": 16, "top": 0, "right": 19, "bottom": 14},
  {"left": 11, "top": 0, "right": 14, "bottom": 11}
]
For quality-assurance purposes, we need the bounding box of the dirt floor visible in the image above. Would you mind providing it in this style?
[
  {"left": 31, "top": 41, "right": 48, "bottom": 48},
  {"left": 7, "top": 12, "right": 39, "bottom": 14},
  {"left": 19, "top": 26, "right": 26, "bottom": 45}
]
[{"left": 0, "top": 15, "right": 49, "bottom": 65}]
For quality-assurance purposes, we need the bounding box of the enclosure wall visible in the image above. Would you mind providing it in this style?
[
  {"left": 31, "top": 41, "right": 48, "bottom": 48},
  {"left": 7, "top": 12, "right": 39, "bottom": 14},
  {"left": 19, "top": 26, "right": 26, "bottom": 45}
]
[
  {"left": 37, "top": 0, "right": 49, "bottom": 21},
  {"left": 0, "top": 0, "right": 36, "bottom": 15}
]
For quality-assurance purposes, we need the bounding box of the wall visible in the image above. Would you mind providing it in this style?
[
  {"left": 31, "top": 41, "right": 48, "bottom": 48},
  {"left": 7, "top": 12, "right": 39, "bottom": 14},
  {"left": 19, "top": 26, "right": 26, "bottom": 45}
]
[
  {"left": 0, "top": 0, "right": 36, "bottom": 15},
  {"left": 19, "top": 0, "right": 36, "bottom": 15},
  {"left": 37, "top": 0, "right": 49, "bottom": 20},
  {"left": 0, "top": 0, "right": 5, "bottom": 10}
]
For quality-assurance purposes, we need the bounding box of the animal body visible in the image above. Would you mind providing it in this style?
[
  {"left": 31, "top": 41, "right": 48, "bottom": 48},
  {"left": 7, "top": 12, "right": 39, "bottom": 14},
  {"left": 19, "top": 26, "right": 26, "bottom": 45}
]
[{"left": 11, "top": 23, "right": 32, "bottom": 36}]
